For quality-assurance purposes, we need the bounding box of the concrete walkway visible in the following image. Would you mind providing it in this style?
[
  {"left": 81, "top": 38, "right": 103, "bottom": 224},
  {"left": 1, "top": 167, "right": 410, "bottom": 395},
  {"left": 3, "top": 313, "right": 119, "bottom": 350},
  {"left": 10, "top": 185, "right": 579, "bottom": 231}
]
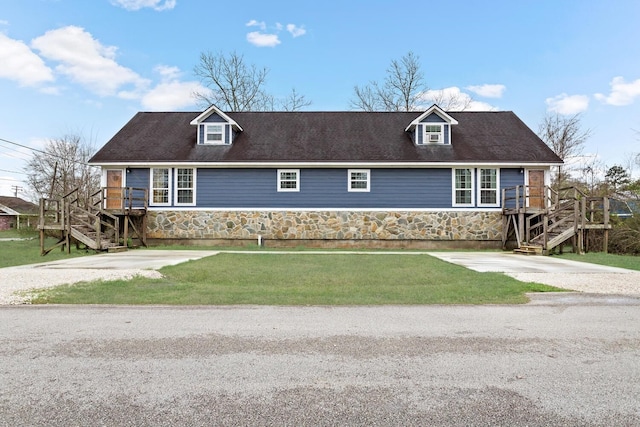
[{"left": 428, "top": 251, "right": 640, "bottom": 295}]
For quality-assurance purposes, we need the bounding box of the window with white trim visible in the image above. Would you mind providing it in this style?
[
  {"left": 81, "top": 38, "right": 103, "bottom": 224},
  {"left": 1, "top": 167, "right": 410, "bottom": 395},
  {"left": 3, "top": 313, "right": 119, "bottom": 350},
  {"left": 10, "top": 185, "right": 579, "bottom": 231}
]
[
  {"left": 348, "top": 169, "right": 370, "bottom": 192},
  {"left": 277, "top": 169, "right": 299, "bottom": 192},
  {"left": 478, "top": 168, "right": 499, "bottom": 206},
  {"left": 150, "top": 168, "right": 171, "bottom": 206},
  {"left": 423, "top": 124, "right": 442, "bottom": 144},
  {"left": 175, "top": 168, "right": 196, "bottom": 205},
  {"left": 204, "top": 124, "right": 225, "bottom": 144},
  {"left": 453, "top": 168, "right": 474, "bottom": 206}
]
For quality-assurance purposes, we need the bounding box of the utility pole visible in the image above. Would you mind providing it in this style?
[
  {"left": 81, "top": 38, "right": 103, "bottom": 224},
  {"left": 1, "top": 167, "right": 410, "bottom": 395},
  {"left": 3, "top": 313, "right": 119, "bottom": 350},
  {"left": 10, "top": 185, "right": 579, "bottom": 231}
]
[{"left": 11, "top": 185, "right": 23, "bottom": 197}]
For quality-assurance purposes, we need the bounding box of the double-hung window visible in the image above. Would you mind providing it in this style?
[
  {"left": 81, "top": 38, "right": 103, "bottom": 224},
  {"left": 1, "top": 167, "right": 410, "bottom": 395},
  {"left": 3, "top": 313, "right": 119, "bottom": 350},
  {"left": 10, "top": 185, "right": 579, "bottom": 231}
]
[
  {"left": 277, "top": 169, "right": 299, "bottom": 192},
  {"left": 151, "top": 168, "right": 171, "bottom": 206},
  {"left": 453, "top": 168, "right": 474, "bottom": 206},
  {"left": 424, "top": 124, "right": 442, "bottom": 143},
  {"left": 348, "top": 169, "right": 370, "bottom": 192},
  {"left": 478, "top": 168, "right": 499, "bottom": 207},
  {"left": 175, "top": 168, "right": 196, "bottom": 205},
  {"left": 205, "top": 124, "right": 225, "bottom": 144}
]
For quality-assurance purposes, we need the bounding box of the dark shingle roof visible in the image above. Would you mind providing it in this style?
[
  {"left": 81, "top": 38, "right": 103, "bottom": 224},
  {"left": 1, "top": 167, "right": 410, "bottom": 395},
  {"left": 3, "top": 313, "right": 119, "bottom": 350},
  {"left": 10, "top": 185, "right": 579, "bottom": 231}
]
[
  {"left": 89, "top": 111, "right": 562, "bottom": 164},
  {"left": 0, "top": 196, "right": 39, "bottom": 214}
]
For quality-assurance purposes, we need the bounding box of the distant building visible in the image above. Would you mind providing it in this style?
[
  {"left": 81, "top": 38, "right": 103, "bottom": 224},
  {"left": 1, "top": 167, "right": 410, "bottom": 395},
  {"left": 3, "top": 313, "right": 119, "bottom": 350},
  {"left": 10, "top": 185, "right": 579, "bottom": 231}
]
[{"left": 0, "top": 196, "right": 39, "bottom": 230}]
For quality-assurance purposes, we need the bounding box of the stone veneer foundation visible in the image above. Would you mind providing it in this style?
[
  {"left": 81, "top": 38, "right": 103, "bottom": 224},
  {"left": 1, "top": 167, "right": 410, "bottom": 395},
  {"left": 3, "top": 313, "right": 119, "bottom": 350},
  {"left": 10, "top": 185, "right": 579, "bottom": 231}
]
[{"left": 147, "top": 210, "right": 503, "bottom": 248}]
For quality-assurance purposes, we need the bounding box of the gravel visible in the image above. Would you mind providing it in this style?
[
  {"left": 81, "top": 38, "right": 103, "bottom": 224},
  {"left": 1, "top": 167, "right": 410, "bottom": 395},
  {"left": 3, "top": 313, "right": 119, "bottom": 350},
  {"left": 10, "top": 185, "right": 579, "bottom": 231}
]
[
  {"left": 507, "top": 272, "right": 640, "bottom": 295},
  {"left": 0, "top": 267, "right": 162, "bottom": 304}
]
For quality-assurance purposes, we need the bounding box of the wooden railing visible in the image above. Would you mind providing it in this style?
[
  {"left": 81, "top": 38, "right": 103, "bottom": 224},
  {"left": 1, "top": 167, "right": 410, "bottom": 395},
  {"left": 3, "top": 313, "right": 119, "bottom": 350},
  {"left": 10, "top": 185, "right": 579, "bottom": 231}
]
[
  {"left": 91, "top": 187, "right": 148, "bottom": 214},
  {"left": 502, "top": 185, "right": 611, "bottom": 254}
]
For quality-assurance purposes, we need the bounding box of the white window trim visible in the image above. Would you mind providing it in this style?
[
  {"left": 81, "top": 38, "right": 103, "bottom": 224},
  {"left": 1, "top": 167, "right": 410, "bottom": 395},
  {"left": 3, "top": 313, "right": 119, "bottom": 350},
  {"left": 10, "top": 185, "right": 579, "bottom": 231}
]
[
  {"left": 277, "top": 169, "right": 300, "bottom": 192},
  {"left": 477, "top": 168, "right": 500, "bottom": 207},
  {"left": 348, "top": 169, "right": 370, "bottom": 192},
  {"left": 150, "top": 168, "right": 172, "bottom": 207},
  {"left": 452, "top": 168, "right": 475, "bottom": 207},
  {"left": 174, "top": 168, "right": 197, "bottom": 206},
  {"left": 422, "top": 124, "right": 443, "bottom": 144},
  {"left": 203, "top": 124, "right": 227, "bottom": 145}
]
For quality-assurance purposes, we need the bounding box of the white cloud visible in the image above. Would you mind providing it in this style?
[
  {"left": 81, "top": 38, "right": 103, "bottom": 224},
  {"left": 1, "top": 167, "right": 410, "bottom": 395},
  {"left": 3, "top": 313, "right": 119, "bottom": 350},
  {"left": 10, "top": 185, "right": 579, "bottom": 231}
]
[
  {"left": 0, "top": 33, "right": 54, "bottom": 86},
  {"left": 141, "top": 80, "right": 202, "bottom": 110},
  {"left": 466, "top": 84, "right": 506, "bottom": 98},
  {"left": 0, "top": 20, "right": 9, "bottom": 26},
  {"left": 110, "top": 0, "right": 176, "bottom": 11},
  {"left": 31, "top": 26, "right": 149, "bottom": 97},
  {"left": 245, "top": 21, "right": 306, "bottom": 47},
  {"left": 246, "top": 31, "right": 281, "bottom": 48},
  {"left": 286, "top": 24, "right": 306, "bottom": 38},
  {"left": 594, "top": 76, "right": 640, "bottom": 106},
  {"left": 154, "top": 64, "right": 181, "bottom": 80},
  {"left": 419, "top": 87, "right": 496, "bottom": 111},
  {"left": 545, "top": 93, "right": 589, "bottom": 115},
  {"left": 246, "top": 20, "right": 267, "bottom": 30},
  {"left": 140, "top": 64, "right": 203, "bottom": 110}
]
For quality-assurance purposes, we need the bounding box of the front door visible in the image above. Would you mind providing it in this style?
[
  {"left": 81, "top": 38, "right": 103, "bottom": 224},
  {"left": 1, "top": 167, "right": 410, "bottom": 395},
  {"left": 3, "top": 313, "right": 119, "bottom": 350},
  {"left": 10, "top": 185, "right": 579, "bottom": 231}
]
[
  {"left": 528, "top": 169, "right": 545, "bottom": 209},
  {"left": 106, "top": 169, "right": 123, "bottom": 210}
]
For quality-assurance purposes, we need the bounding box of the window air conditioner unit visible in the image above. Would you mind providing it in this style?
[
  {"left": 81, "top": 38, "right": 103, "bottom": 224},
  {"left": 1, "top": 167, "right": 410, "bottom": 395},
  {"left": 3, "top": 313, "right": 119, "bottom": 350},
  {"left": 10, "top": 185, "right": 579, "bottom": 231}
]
[{"left": 429, "top": 134, "right": 440, "bottom": 142}]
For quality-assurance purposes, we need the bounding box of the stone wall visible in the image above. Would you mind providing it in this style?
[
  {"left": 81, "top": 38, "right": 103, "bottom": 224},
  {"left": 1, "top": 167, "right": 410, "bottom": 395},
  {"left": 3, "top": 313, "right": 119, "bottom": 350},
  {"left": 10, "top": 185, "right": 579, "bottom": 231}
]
[{"left": 147, "top": 210, "right": 502, "bottom": 246}]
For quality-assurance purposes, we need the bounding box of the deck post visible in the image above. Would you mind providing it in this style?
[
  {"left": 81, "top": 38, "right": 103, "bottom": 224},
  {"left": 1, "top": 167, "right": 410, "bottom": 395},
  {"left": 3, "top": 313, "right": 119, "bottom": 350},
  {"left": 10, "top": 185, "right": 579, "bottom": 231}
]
[
  {"left": 517, "top": 212, "right": 524, "bottom": 247},
  {"left": 124, "top": 215, "right": 129, "bottom": 247},
  {"left": 603, "top": 197, "right": 609, "bottom": 253}
]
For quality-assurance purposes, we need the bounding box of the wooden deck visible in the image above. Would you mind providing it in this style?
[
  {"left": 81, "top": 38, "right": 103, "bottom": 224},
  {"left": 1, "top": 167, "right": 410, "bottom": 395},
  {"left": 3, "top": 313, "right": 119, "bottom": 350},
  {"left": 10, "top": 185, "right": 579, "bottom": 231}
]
[
  {"left": 38, "top": 187, "right": 148, "bottom": 255},
  {"left": 502, "top": 185, "right": 611, "bottom": 255}
]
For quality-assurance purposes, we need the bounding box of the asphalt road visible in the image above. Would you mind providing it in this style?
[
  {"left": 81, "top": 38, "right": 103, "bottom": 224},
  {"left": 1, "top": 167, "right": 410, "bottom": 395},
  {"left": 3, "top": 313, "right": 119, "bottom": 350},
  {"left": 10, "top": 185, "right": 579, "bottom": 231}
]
[{"left": 2, "top": 303, "right": 639, "bottom": 426}]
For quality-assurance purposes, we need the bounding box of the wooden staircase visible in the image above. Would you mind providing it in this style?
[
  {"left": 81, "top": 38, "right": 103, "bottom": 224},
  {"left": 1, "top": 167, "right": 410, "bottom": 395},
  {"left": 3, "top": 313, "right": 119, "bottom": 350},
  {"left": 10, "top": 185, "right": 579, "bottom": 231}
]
[
  {"left": 502, "top": 186, "right": 611, "bottom": 255},
  {"left": 38, "top": 187, "right": 148, "bottom": 255}
]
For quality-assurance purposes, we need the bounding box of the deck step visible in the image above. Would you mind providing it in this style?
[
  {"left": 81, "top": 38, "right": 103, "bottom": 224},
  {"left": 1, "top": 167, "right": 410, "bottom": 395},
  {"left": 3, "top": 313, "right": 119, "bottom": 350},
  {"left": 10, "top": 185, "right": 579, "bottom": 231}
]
[
  {"left": 514, "top": 245, "right": 543, "bottom": 255},
  {"left": 107, "top": 246, "right": 128, "bottom": 253}
]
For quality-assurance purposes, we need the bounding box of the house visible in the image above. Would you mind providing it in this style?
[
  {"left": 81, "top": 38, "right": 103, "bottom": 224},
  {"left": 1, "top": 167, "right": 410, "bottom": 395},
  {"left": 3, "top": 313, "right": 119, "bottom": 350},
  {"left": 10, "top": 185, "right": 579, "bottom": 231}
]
[
  {"left": 88, "top": 104, "right": 562, "bottom": 248},
  {"left": 0, "top": 196, "right": 39, "bottom": 230}
]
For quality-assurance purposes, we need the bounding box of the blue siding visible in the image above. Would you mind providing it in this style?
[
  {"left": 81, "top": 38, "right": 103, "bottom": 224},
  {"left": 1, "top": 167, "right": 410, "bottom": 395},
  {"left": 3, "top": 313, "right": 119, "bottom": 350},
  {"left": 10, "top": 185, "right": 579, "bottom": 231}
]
[
  {"left": 500, "top": 168, "right": 525, "bottom": 209},
  {"left": 203, "top": 113, "right": 226, "bottom": 123},
  {"left": 197, "top": 168, "right": 453, "bottom": 208},
  {"left": 421, "top": 113, "right": 445, "bottom": 123},
  {"left": 125, "top": 167, "right": 522, "bottom": 209}
]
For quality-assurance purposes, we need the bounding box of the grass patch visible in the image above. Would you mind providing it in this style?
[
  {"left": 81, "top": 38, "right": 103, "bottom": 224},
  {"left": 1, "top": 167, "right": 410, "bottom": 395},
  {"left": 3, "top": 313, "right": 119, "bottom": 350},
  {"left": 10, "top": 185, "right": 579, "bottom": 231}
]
[
  {"left": 31, "top": 253, "right": 562, "bottom": 305},
  {"left": 553, "top": 252, "right": 640, "bottom": 271},
  {"left": 0, "top": 230, "right": 92, "bottom": 268}
]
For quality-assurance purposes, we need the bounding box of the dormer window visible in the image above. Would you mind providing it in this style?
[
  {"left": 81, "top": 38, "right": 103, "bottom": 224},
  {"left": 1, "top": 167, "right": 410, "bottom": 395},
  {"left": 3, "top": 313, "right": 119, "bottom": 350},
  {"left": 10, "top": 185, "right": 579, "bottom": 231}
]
[
  {"left": 190, "top": 104, "right": 243, "bottom": 145},
  {"left": 424, "top": 125, "right": 442, "bottom": 143},
  {"left": 406, "top": 105, "right": 457, "bottom": 147},
  {"left": 205, "top": 124, "right": 226, "bottom": 144}
]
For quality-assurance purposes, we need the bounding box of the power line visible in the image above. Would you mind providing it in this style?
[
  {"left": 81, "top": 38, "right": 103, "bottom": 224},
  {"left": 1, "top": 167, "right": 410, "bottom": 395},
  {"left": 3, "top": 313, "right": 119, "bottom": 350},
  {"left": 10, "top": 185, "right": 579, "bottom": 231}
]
[
  {"left": 0, "top": 137, "right": 100, "bottom": 168},
  {"left": 0, "top": 168, "right": 22, "bottom": 174}
]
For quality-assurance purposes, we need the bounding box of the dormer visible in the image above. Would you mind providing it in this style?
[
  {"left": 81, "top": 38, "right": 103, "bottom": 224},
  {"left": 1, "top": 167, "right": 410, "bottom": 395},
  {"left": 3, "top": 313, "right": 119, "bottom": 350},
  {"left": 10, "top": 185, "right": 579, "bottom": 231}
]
[
  {"left": 405, "top": 104, "right": 458, "bottom": 146},
  {"left": 190, "top": 104, "right": 243, "bottom": 145}
]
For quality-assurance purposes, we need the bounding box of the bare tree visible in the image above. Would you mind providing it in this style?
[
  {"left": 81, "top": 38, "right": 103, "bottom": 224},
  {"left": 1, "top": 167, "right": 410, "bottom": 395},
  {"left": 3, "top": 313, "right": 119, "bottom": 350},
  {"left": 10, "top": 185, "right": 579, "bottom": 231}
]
[
  {"left": 538, "top": 113, "right": 591, "bottom": 189},
  {"left": 280, "top": 88, "right": 312, "bottom": 112},
  {"left": 349, "top": 52, "right": 476, "bottom": 112},
  {"left": 24, "top": 134, "right": 100, "bottom": 205},
  {"left": 193, "top": 51, "right": 311, "bottom": 111},
  {"left": 350, "top": 52, "right": 426, "bottom": 112},
  {"left": 425, "top": 89, "right": 474, "bottom": 111}
]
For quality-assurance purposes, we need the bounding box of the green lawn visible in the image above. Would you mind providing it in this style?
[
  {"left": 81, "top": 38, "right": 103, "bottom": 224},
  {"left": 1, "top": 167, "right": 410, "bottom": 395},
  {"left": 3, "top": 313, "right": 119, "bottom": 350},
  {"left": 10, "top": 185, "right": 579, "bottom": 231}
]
[
  {"left": 0, "top": 230, "right": 91, "bottom": 268},
  {"left": 553, "top": 252, "right": 640, "bottom": 271},
  {"left": 30, "top": 253, "right": 562, "bottom": 305}
]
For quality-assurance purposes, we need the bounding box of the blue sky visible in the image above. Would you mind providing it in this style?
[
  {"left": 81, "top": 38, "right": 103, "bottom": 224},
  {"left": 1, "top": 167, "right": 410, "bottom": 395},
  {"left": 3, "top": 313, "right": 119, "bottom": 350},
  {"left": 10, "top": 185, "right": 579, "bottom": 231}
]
[{"left": 1, "top": 0, "right": 640, "bottom": 198}]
